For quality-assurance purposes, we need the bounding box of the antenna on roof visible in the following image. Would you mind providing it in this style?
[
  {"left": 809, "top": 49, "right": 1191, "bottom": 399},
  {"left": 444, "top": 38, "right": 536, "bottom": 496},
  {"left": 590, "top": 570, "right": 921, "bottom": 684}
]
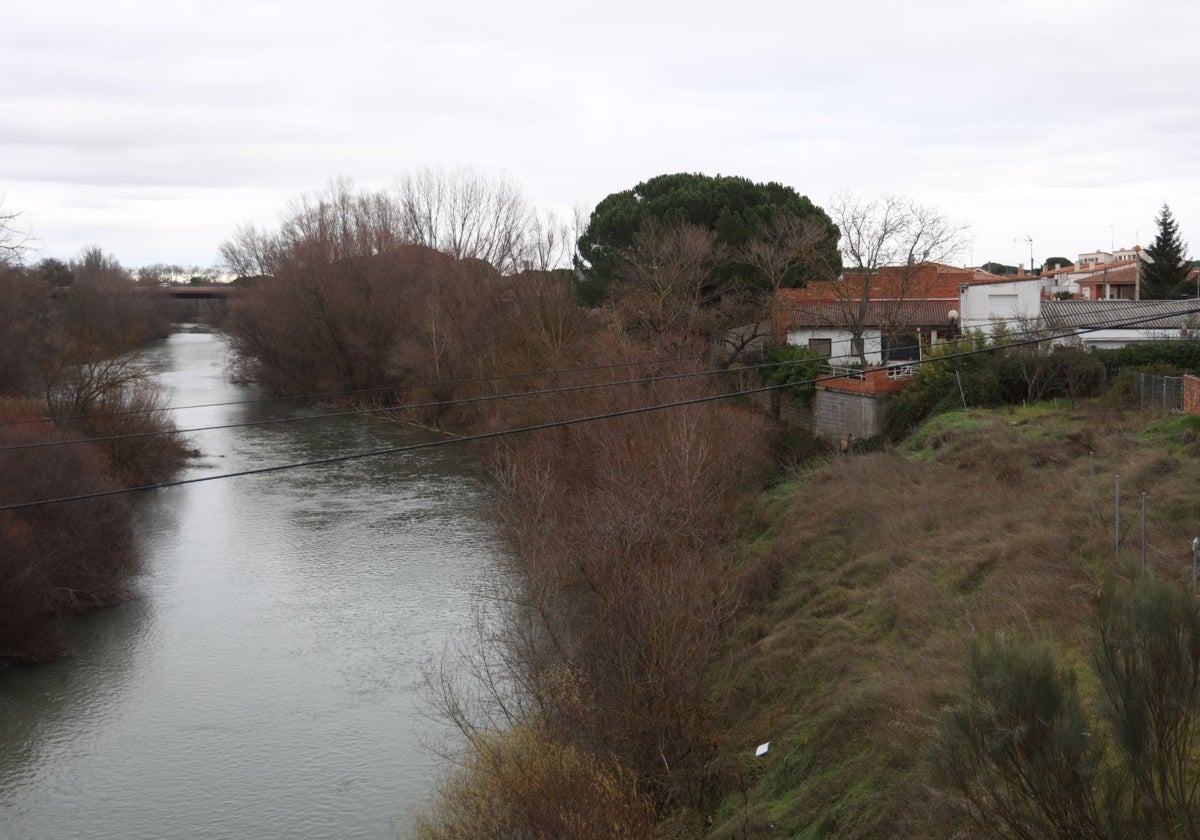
[{"left": 1014, "top": 235, "right": 1034, "bottom": 272}]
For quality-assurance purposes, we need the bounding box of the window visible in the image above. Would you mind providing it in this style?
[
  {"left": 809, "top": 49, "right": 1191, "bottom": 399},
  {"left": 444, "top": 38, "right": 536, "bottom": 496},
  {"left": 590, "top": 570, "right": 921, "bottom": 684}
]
[
  {"left": 987, "top": 294, "right": 1019, "bottom": 317},
  {"left": 850, "top": 337, "right": 865, "bottom": 358},
  {"left": 883, "top": 333, "right": 920, "bottom": 361},
  {"left": 808, "top": 338, "right": 832, "bottom": 357}
]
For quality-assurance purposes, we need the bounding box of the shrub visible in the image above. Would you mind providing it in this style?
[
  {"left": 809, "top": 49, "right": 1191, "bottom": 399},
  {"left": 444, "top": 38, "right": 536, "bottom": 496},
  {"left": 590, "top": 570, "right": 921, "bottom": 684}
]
[
  {"left": 937, "top": 576, "right": 1200, "bottom": 839},
  {"left": 934, "top": 635, "right": 1107, "bottom": 839},
  {"left": 1094, "top": 341, "right": 1200, "bottom": 374},
  {"left": 0, "top": 410, "right": 138, "bottom": 662},
  {"left": 760, "top": 343, "right": 824, "bottom": 407},
  {"left": 885, "top": 340, "right": 1105, "bottom": 440},
  {"left": 409, "top": 725, "right": 657, "bottom": 840}
]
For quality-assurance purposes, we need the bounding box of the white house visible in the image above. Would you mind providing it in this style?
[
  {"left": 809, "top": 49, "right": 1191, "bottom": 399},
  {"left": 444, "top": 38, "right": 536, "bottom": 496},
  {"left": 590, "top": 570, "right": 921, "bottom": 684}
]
[
  {"left": 957, "top": 276, "right": 1046, "bottom": 336},
  {"left": 783, "top": 300, "right": 958, "bottom": 365}
]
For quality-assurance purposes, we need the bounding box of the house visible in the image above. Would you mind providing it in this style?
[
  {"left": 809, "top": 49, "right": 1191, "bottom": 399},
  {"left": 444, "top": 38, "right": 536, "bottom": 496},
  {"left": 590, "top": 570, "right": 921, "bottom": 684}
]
[
  {"left": 778, "top": 262, "right": 999, "bottom": 364},
  {"left": 1042, "top": 299, "right": 1200, "bottom": 349},
  {"left": 957, "top": 274, "right": 1049, "bottom": 335},
  {"left": 1038, "top": 247, "right": 1151, "bottom": 300},
  {"left": 782, "top": 300, "right": 958, "bottom": 363}
]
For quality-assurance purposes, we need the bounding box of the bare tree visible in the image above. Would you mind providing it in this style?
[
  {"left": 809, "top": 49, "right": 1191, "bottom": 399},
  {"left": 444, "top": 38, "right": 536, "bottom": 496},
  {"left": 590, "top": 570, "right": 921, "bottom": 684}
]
[
  {"left": 219, "top": 222, "right": 280, "bottom": 278},
  {"left": 609, "top": 220, "right": 725, "bottom": 352},
  {"left": 822, "top": 193, "right": 967, "bottom": 365},
  {"left": 0, "top": 200, "right": 32, "bottom": 267},
  {"left": 522, "top": 208, "right": 573, "bottom": 272},
  {"left": 723, "top": 214, "right": 833, "bottom": 360},
  {"left": 72, "top": 246, "right": 130, "bottom": 286},
  {"left": 394, "top": 167, "right": 532, "bottom": 274}
]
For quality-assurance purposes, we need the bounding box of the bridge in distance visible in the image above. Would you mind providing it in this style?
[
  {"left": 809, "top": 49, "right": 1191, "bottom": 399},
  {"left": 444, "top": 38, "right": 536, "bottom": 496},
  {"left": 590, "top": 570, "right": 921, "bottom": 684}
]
[{"left": 162, "top": 285, "right": 239, "bottom": 299}]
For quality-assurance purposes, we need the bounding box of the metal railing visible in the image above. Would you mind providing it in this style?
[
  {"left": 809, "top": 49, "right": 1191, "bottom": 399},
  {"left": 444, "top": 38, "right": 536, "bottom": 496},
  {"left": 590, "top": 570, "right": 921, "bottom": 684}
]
[
  {"left": 821, "top": 364, "right": 864, "bottom": 380},
  {"left": 817, "top": 363, "right": 917, "bottom": 383}
]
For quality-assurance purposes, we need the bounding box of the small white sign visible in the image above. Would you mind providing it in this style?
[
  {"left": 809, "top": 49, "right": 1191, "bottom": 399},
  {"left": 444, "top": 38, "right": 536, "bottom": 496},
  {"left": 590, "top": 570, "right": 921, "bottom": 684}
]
[{"left": 755, "top": 742, "right": 769, "bottom": 757}]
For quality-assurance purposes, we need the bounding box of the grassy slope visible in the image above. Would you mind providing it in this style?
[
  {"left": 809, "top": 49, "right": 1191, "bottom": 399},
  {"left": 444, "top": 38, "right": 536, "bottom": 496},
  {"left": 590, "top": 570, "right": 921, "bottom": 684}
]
[{"left": 706, "top": 403, "right": 1200, "bottom": 839}]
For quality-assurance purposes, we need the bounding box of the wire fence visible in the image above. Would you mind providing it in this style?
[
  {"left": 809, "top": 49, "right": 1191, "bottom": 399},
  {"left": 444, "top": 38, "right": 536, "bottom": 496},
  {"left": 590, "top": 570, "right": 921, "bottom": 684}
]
[{"left": 1139, "top": 372, "right": 1185, "bottom": 413}]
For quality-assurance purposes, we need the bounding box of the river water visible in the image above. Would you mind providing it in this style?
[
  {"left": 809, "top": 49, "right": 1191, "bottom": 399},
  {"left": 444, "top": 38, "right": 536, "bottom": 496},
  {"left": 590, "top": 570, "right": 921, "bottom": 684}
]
[{"left": 0, "top": 329, "right": 503, "bottom": 839}]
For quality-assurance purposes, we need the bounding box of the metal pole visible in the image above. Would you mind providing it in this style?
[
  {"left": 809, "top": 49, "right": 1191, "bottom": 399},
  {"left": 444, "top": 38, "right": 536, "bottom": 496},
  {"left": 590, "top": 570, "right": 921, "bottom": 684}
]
[
  {"left": 1193, "top": 538, "right": 1198, "bottom": 597},
  {"left": 956, "top": 370, "right": 967, "bottom": 409},
  {"left": 1115, "top": 474, "right": 1121, "bottom": 561},
  {"left": 1090, "top": 451, "right": 1097, "bottom": 522},
  {"left": 1141, "top": 492, "right": 1147, "bottom": 573}
]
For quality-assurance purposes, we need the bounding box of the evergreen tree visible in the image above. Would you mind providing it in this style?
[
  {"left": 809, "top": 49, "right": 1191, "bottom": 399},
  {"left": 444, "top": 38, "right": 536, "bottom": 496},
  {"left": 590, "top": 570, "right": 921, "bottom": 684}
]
[{"left": 1141, "top": 203, "right": 1191, "bottom": 299}]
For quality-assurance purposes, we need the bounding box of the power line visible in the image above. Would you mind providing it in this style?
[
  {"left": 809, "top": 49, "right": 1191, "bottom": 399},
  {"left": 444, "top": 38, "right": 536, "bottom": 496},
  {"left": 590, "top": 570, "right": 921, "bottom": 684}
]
[
  {"left": 4, "top": 296, "right": 1186, "bottom": 448},
  {"left": 3, "top": 298, "right": 1195, "bottom": 467},
  {"left": 0, "top": 350, "right": 707, "bottom": 429},
  {"left": 786, "top": 296, "right": 1200, "bottom": 340},
  {"left": 0, "top": 357, "right": 799, "bottom": 452},
  {"left": 3, "top": 296, "right": 1183, "bottom": 432},
  {"left": 0, "top": 380, "right": 788, "bottom": 511},
  {"left": 5, "top": 304, "right": 1200, "bottom": 512}
]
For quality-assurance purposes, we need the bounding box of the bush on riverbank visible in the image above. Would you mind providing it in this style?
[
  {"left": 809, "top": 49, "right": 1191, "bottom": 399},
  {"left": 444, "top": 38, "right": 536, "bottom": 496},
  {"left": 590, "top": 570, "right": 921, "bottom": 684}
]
[
  {"left": 411, "top": 722, "right": 658, "bottom": 840},
  {"left": 0, "top": 258, "right": 188, "bottom": 663},
  {"left": 415, "top": 371, "right": 776, "bottom": 828},
  {"left": 0, "top": 400, "right": 140, "bottom": 662}
]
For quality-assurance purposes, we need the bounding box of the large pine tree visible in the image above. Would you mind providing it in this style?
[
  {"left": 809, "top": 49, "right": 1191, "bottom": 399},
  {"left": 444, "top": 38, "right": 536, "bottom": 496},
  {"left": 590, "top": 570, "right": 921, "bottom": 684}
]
[{"left": 1141, "top": 203, "right": 1191, "bottom": 299}]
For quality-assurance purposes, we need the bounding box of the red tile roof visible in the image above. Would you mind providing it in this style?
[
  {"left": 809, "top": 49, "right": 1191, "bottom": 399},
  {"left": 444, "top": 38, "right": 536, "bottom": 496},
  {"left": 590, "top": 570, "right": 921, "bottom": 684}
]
[
  {"left": 779, "top": 262, "right": 1002, "bottom": 306},
  {"left": 782, "top": 300, "right": 959, "bottom": 329}
]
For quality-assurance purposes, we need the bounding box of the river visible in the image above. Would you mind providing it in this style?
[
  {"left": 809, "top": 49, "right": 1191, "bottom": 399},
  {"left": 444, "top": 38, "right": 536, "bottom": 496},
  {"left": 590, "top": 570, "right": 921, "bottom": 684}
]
[{"left": 0, "top": 328, "right": 504, "bottom": 839}]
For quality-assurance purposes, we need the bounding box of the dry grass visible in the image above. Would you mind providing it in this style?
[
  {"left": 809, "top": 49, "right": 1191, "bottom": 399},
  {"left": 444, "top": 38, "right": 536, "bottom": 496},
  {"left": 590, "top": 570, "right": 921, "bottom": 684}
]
[{"left": 707, "top": 402, "right": 1200, "bottom": 839}]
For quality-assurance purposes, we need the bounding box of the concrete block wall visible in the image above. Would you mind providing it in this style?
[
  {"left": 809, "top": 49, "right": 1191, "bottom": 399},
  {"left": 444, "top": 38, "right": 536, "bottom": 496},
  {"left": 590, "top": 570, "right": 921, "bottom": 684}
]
[
  {"left": 751, "top": 388, "right": 888, "bottom": 440},
  {"left": 812, "top": 388, "right": 889, "bottom": 440}
]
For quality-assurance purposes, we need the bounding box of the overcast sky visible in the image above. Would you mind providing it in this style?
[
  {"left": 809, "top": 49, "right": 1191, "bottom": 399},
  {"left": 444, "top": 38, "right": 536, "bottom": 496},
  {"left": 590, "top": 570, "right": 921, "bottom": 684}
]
[{"left": 3, "top": 0, "right": 1198, "bottom": 271}]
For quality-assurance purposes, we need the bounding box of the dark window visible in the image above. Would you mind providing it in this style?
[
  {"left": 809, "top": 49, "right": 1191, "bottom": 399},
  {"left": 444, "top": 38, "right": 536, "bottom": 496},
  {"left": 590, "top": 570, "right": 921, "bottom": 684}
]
[
  {"left": 808, "top": 338, "right": 832, "bottom": 357},
  {"left": 883, "top": 333, "right": 920, "bottom": 361}
]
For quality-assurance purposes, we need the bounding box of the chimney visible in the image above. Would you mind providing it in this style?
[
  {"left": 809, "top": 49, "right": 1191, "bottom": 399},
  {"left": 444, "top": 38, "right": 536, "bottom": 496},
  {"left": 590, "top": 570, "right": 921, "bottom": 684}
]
[{"left": 1017, "top": 266, "right": 1026, "bottom": 277}]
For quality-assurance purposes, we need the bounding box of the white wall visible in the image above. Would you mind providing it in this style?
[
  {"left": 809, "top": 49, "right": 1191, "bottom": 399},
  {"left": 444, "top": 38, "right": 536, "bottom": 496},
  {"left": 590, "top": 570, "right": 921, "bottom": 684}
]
[
  {"left": 787, "top": 328, "right": 884, "bottom": 364},
  {"left": 1063, "top": 329, "right": 1190, "bottom": 350},
  {"left": 959, "top": 279, "right": 1044, "bottom": 335}
]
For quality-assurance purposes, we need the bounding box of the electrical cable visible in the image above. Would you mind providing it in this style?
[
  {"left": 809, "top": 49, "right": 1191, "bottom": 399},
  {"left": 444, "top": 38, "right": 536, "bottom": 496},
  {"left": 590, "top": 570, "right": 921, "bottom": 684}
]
[
  {"left": 5, "top": 304, "right": 1199, "bottom": 512},
  {"left": 0, "top": 356, "right": 807, "bottom": 452},
  {"left": 0, "top": 351, "right": 707, "bottom": 429},
  {"left": 4, "top": 296, "right": 1188, "bottom": 448},
  {"left": 4, "top": 295, "right": 1183, "bottom": 430},
  {"left": 0, "top": 379, "right": 789, "bottom": 511}
]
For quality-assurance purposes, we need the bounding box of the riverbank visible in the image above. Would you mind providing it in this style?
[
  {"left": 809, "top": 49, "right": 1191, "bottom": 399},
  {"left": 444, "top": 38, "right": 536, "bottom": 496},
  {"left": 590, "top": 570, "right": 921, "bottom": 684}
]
[
  {"left": 702, "top": 403, "right": 1200, "bottom": 837},
  {"left": 0, "top": 330, "right": 506, "bottom": 838}
]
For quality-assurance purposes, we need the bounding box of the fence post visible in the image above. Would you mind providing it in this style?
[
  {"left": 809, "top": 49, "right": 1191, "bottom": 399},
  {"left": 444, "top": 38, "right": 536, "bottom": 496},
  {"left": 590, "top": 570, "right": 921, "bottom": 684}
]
[
  {"left": 1089, "top": 451, "right": 1097, "bottom": 522},
  {"left": 1115, "top": 474, "right": 1121, "bottom": 561},
  {"left": 1141, "top": 491, "right": 1147, "bottom": 573}
]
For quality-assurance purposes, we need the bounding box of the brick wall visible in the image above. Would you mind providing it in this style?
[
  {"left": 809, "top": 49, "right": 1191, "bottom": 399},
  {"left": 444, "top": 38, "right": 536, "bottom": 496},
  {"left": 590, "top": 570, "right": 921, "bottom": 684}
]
[{"left": 1184, "top": 375, "right": 1200, "bottom": 414}]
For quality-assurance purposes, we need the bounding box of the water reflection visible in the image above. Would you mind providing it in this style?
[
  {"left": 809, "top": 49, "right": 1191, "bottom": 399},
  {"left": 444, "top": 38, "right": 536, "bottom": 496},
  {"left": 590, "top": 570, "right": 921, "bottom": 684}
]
[{"left": 0, "top": 328, "right": 500, "bottom": 839}]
